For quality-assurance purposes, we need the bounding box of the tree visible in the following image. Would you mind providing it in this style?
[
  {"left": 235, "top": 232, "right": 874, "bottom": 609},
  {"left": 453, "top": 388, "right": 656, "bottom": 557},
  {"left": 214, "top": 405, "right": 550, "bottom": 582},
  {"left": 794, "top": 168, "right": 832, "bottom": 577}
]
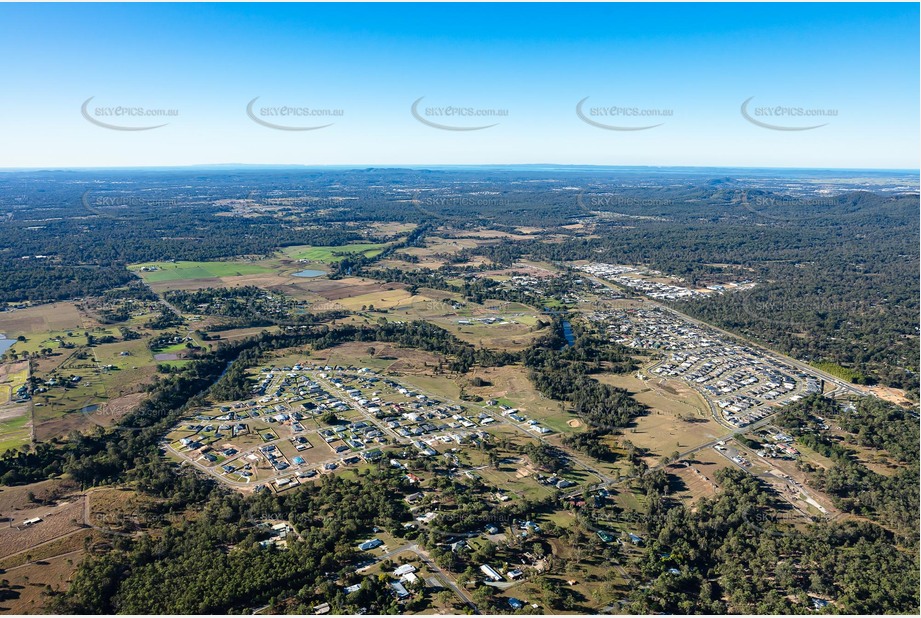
[{"left": 434, "top": 589, "right": 455, "bottom": 609}]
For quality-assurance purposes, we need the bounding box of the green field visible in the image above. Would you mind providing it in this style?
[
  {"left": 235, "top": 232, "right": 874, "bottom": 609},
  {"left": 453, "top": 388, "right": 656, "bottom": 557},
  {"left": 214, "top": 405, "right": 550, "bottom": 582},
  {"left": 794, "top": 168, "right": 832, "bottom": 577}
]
[
  {"left": 811, "top": 361, "right": 867, "bottom": 384},
  {"left": 0, "top": 413, "right": 30, "bottom": 453},
  {"left": 3, "top": 329, "right": 95, "bottom": 358},
  {"left": 128, "top": 261, "right": 274, "bottom": 282},
  {"left": 281, "top": 243, "right": 388, "bottom": 263}
]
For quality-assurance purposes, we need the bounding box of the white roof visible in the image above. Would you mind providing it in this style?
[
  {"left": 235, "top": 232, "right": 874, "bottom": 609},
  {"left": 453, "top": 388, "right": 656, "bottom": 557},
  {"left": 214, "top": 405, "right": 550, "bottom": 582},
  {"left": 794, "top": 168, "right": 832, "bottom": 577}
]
[{"left": 393, "top": 564, "right": 417, "bottom": 576}]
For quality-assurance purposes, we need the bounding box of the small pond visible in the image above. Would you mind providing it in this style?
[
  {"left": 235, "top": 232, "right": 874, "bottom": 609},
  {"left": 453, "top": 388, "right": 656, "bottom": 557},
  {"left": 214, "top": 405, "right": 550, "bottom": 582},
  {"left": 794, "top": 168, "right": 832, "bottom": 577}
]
[
  {"left": 0, "top": 336, "right": 14, "bottom": 355},
  {"left": 292, "top": 269, "right": 326, "bottom": 278},
  {"left": 561, "top": 320, "right": 575, "bottom": 347}
]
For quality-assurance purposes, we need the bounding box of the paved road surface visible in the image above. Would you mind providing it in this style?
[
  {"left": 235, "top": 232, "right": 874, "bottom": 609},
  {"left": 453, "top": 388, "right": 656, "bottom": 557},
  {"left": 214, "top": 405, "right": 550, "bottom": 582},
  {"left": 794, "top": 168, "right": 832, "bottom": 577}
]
[{"left": 358, "top": 542, "right": 478, "bottom": 613}]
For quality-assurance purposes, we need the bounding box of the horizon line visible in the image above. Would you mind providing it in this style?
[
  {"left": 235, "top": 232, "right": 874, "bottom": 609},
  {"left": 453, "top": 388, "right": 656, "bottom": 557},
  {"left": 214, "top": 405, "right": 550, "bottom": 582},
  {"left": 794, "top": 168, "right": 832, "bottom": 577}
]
[{"left": 0, "top": 163, "right": 918, "bottom": 173}]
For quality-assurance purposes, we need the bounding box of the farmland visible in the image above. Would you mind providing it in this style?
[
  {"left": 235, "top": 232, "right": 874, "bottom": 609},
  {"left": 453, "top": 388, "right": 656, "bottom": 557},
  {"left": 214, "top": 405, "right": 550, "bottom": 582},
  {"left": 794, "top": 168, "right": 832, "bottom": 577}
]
[
  {"left": 0, "top": 297, "right": 200, "bottom": 447},
  {"left": 281, "top": 242, "right": 390, "bottom": 263},
  {"left": 128, "top": 260, "right": 275, "bottom": 282}
]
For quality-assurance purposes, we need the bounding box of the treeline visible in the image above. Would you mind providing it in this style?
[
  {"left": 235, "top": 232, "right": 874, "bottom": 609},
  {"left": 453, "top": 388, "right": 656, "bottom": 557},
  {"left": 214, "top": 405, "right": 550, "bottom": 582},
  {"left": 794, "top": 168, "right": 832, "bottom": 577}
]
[{"left": 0, "top": 260, "right": 136, "bottom": 304}]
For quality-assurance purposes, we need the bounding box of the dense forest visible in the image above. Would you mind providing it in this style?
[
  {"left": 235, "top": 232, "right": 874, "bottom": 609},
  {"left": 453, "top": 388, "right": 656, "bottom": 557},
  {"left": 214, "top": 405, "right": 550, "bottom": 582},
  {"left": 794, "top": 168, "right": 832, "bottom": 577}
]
[{"left": 626, "top": 467, "right": 919, "bottom": 614}]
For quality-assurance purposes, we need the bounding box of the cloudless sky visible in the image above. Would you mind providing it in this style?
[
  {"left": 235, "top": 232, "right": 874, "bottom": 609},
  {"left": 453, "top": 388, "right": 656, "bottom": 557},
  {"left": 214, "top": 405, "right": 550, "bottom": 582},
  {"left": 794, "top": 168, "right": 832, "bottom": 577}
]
[{"left": 0, "top": 2, "right": 917, "bottom": 168}]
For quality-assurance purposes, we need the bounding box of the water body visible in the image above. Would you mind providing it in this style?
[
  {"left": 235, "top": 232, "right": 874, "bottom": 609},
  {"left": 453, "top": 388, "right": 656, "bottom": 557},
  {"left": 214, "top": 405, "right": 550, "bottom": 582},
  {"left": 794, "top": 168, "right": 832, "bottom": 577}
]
[
  {"left": 292, "top": 269, "right": 326, "bottom": 278},
  {"left": 0, "top": 336, "right": 14, "bottom": 355},
  {"left": 217, "top": 359, "right": 233, "bottom": 380},
  {"left": 80, "top": 404, "right": 99, "bottom": 414},
  {"left": 561, "top": 320, "right": 575, "bottom": 347}
]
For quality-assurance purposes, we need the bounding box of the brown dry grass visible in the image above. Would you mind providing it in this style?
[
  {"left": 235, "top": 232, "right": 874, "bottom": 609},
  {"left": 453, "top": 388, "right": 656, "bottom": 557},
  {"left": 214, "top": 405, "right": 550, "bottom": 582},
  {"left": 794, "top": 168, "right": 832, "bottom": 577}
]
[
  {"left": 0, "top": 480, "right": 79, "bottom": 515},
  {"left": 0, "top": 546, "right": 88, "bottom": 614},
  {"left": 465, "top": 365, "right": 561, "bottom": 418},
  {"left": 32, "top": 412, "right": 87, "bottom": 442},
  {"left": 599, "top": 374, "right": 723, "bottom": 463},
  {"left": 0, "top": 302, "right": 87, "bottom": 336},
  {"left": 309, "top": 342, "right": 444, "bottom": 376},
  {"left": 0, "top": 497, "right": 86, "bottom": 560}
]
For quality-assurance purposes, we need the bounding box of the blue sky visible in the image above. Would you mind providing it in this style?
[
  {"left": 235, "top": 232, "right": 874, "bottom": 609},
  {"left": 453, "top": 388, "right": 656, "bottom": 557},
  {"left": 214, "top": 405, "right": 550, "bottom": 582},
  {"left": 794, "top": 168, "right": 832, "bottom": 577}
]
[{"left": 0, "top": 2, "right": 917, "bottom": 169}]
